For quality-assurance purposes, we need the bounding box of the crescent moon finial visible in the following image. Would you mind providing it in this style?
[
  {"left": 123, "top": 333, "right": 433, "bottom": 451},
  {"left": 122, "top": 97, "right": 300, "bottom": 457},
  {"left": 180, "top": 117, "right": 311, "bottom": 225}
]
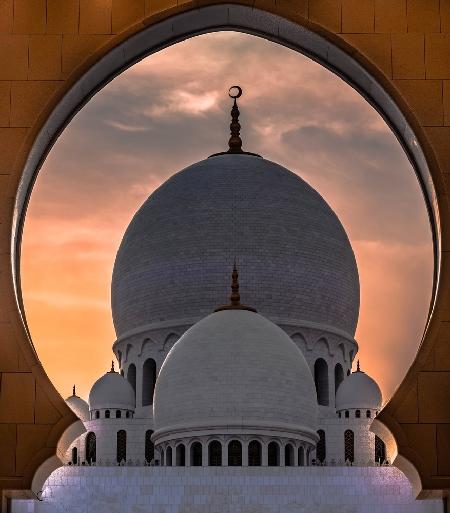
[
  {"left": 229, "top": 85, "right": 243, "bottom": 100},
  {"left": 227, "top": 85, "right": 243, "bottom": 153}
]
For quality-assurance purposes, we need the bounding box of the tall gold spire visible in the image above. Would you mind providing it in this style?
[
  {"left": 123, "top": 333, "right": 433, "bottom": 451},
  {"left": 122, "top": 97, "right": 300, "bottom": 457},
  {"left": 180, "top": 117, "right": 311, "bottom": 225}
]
[{"left": 214, "top": 262, "right": 257, "bottom": 313}]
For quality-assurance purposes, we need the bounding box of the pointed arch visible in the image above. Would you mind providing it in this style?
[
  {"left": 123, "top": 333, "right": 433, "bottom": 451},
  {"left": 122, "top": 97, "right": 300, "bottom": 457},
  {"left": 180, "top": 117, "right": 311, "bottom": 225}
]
[
  {"left": 285, "top": 443, "right": 294, "bottom": 466},
  {"left": 334, "top": 363, "right": 344, "bottom": 395},
  {"left": 316, "top": 430, "right": 326, "bottom": 463},
  {"left": 163, "top": 333, "right": 179, "bottom": 353},
  {"left": 71, "top": 447, "right": 78, "bottom": 465},
  {"left": 208, "top": 440, "right": 222, "bottom": 466},
  {"left": 313, "top": 337, "right": 332, "bottom": 356},
  {"left": 145, "top": 430, "right": 154, "bottom": 464},
  {"left": 116, "top": 430, "right": 127, "bottom": 463},
  {"left": 298, "top": 446, "right": 305, "bottom": 467},
  {"left": 166, "top": 446, "right": 172, "bottom": 466},
  {"left": 268, "top": 442, "right": 280, "bottom": 466},
  {"left": 142, "top": 358, "right": 157, "bottom": 406},
  {"left": 290, "top": 332, "right": 307, "bottom": 352},
  {"left": 314, "top": 358, "right": 329, "bottom": 406},
  {"left": 344, "top": 430, "right": 354, "bottom": 463},
  {"left": 127, "top": 364, "right": 136, "bottom": 395},
  {"left": 227, "top": 440, "right": 242, "bottom": 466},
  {"left": 248, "top": 440, "right": 261, "bottom": 466},
  {"left": 176, "top": 444, "right": 185, "bottom": 466},
  {"left": 85, "top": 432, "right": 96, "bottom": 464},
  {"left": 190, "top": 442, "right": 202, "bottom": 466}
]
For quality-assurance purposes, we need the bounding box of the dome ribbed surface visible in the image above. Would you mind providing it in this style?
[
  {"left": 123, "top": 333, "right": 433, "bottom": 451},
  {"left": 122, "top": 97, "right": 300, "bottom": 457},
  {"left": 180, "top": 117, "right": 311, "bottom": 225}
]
[
  {"left": 153, "top": 310, "right": 318, "bottom": 437},
  {"left": 112, "top": 154, "right": 359, "bottom": 339},
  {"left": 335, "top": 371, "right": 382, "bottom": 411}
]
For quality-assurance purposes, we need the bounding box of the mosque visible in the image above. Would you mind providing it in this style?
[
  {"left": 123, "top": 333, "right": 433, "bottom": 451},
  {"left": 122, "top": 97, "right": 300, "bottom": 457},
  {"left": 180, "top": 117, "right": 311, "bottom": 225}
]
[{"left": 11, "top": 88, "right": 444, "bottom": 513}]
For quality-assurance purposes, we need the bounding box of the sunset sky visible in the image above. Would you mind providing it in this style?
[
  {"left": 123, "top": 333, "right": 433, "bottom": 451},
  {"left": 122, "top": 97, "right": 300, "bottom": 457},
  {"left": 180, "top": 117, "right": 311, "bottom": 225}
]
[{"left": 20, "top": 31, "right": 433, "bottom": 404}]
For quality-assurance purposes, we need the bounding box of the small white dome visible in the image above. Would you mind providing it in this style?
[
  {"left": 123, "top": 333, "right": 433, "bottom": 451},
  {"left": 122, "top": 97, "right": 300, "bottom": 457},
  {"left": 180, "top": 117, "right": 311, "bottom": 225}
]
[
  {"left": 153, "top": 309, "right": 318, "bottom": 443},
  {"left": 65, "top": 391, "right": 89, "bottom": 421},
  {"left": 335, "top": 367, "right": 382, "bottom": 411},
  {"left": 89, "top": 368, "right": 135, "bottom": 411}
]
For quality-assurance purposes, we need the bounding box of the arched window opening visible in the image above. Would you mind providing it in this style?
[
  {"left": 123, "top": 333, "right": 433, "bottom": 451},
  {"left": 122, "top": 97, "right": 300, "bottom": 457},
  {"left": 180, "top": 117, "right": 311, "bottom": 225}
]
[
  {"left": 316, "top": 430, "right": 326, "bottom": 463},
  {"left": 375, "top": 435, "right": 386, "bottom": 464},
  {"left": 166, "top": 446, "right": 173, "bottom": 466},
  {"left": 268, "top": 442, "right": 280, "bottom": 466},
  {"left": 190, "top": 442, "right": 202, "bottom": 466},
  {"left": 208, "top": 441, "right": 222, "bottom": 466},
  {"left": 314, "top": 358, "right": 329, "bottom": 406},
  {"left": 248, "top": 440, "right": 262, "bottom": 466},
  {"left": 338, "top": 412, "right": 342, "bottom": 418},
  {"left": 105, "top": 410, "right": 110, "bottom": 419},
  {"left": 345, "top": 410, "right": 349, "bottom": 418},
  {"left": 285, "top": 444, "right": 294, "bottom": 466},
  {"left": 366, "top": 410, "right": 371, "bottom": 418},
  {"left": 116, "top": 430, "right": 127, "bottom": 464},
  {"left": 298, "top": 446, "right": 305, "bottom": 466},
  {"left": 355, "top": 409, "right": 361, "bottom": 418},
  {"left": 142, "top": 358, "right": 157, "bottom": 407},
  {"left": 145, "top": 430, "right": 154, "bottom": 464},
  {"left": 160, "top": 448, "right": 164, "bottom": 466},
  {"left": 116, "top": 410, "right": 121, "bottom": 418},
  {"left": 334, "top": 363, "right": 344, "bottom": 395},
  {"left": 95, "top": 411, "right": 100, "bottom": 419},
  {"left": 85, "top": 432, "right": 96, "bottom": 464},
  {"left": 228, "top": 440, "right": 242, "bottom": 466},
  {"left": 176, "top": 444, "right": 186, "bottom": 466},
  {"left": 126, "top": 411, "right": 131, "bottom": 418},
  {"left": 344, "top": 430, "right": 354, "bottom": 464},
  {"left": 71, "top": 447, "right": 78, "bottom": 465},
  {"left": 127, "top": 364, "right": 136, "bottom": 395},
  {"left": 306, "top": 449, "right": 310, "bottom": 466}
]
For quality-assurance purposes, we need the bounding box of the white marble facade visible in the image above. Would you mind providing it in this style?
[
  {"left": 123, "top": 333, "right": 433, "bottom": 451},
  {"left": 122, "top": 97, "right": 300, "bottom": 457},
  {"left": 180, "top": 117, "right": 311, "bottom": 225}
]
[
  {"left": 10, "top": 467, "right": 444, "bottom": 513},
  {"left": 12, "top": 145, "right": 442, "bottom": 513}
]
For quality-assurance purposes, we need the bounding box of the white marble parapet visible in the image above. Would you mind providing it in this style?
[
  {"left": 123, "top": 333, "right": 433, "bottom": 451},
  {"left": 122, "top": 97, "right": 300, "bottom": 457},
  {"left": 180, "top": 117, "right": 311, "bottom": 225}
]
[{"left": 10, "top": 466, "right": 443, "bottom": 513}]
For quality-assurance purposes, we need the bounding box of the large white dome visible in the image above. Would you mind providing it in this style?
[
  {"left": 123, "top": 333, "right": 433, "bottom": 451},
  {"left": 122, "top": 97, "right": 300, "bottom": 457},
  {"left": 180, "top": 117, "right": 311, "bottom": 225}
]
[
  {"left": 153, "top": 309, "right": 318, "bottom": 443},
  {"left": 335, "top": 368, "right": 382, "bottom": 411},
  {"left": 89, "top": 368, "right": 136, "bottom": 411},
  {"left": 112, "top": 154, "right": 359, "bottom": 340}
]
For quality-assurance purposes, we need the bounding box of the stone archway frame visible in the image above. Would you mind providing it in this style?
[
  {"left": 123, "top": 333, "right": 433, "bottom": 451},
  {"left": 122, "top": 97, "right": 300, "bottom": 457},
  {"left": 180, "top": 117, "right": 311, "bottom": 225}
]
[{"left": 5, "top": 2, "right": 449, "bottom": 503}]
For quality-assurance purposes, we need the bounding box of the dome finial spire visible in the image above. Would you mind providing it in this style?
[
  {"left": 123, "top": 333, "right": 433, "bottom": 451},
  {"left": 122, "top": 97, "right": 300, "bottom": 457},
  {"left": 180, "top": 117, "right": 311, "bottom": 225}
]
[
  {"left": 72, "top": 384, "right": 76, "bottom": 396},
  {"left": 109, "top": 360, "right": 115, "bottom": 373},
  {"left": 227, "top": 86, "right": 243, "bottom": 154},
  {"left": 357, "top": 360, "right": 361, "bottom": 372},
  {"left": 214, "top": 261, "right": 257, "bottom": 313},
  {"left": 208, "top": 86, "right": 261, "bottom": 158}
]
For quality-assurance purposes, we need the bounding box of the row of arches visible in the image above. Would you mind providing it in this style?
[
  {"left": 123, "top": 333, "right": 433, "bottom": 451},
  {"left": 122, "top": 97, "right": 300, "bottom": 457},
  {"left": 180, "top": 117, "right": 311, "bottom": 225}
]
[
  {"left": 338, "top": 409, "right": 377, "bottom": 419},
  {"left": 314, "top": 360, "right": 345, "bottom": 406},
  {"left": 90, "top": 409, "right": 134, "bottom": 420},
  {"left": 78, "top": 430, "right": 155, "bottom": 465},
  {"left": 125, "top": 359, "right": 157, "bottom": 407},
  {"left": 314, "top": 430, "right": 386, "bottom": 465},
  {"left": 159, "top": 440, "right": 311, "bottom": 467}
]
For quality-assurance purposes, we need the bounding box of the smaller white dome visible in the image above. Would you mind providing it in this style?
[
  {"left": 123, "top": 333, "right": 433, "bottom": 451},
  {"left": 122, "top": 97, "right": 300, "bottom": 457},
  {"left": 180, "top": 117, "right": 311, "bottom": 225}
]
[
  {"left": 65, "top": 390, "right": 89, "bottom": 421},
  {"left": 89, "top": 366, "right": 135, "bottom": 411},
  {"left": 335, "top": 366, "right": 382, "bottom": 411},
  {"left": 153, "top": 309, "right": 318, "bottom": 444}
]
